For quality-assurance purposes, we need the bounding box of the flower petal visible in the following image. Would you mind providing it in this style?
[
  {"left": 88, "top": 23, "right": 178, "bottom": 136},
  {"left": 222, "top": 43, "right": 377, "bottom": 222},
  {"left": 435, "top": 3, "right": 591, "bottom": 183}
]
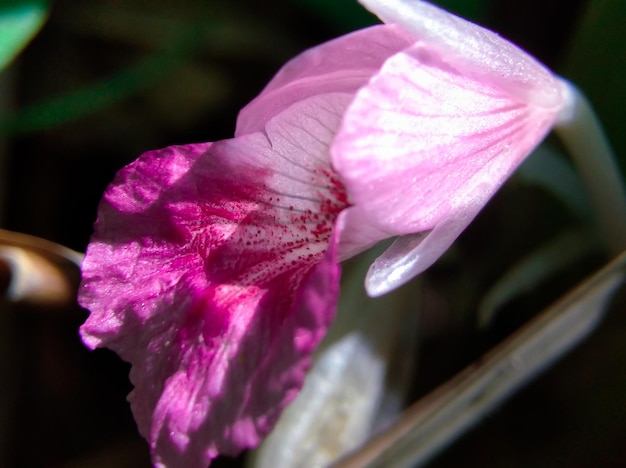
[
  {"left": 359, "top": 0, "right": 562, "bottom": 108},
  {"left": 145, "top": 235, "right": 341, "bottom": 467},
  {"left": 79, "top": 94, "right": 352, "bottom": 466},
  {"left": 364, "top": 207, "right": 473, "bottom": 297},
  {"left": 333, "top": 38, "right": 564, "bottom": 295},
  {"left": 236, "top": 24, "right": 415, "bottom": 136}
]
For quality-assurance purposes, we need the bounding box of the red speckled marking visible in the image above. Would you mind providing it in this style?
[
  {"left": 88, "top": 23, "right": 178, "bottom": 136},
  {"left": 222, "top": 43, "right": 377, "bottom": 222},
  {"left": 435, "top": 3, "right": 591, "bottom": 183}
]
[{"left": 170, "top": 141, "right": 350, "bottom": 336}]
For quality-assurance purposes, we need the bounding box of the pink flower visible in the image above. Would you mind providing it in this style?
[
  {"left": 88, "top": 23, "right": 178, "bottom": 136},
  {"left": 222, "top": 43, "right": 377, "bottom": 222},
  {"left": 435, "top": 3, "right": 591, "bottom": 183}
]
[{"left": 79, "top": 1, "right": 566, "bottom": 466}]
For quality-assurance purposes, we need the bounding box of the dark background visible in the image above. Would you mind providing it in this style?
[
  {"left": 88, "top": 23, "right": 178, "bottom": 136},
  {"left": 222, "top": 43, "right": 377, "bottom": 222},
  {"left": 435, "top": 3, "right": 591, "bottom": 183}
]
[{"left": 1, "top": 0, "right": 625, "bottom": 466}]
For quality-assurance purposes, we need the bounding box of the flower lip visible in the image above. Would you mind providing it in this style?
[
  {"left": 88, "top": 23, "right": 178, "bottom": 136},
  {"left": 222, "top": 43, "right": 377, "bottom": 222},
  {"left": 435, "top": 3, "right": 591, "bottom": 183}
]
[{"left": 79, "top": 92, "right": 357, "bottom": 466}]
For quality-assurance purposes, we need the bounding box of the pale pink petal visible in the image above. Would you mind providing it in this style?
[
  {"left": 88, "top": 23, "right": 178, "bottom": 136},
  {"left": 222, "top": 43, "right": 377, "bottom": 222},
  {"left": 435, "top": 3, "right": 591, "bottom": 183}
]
[
  {"left": 79, "top": 94, "right": 351, "bottom": 466},
  {"left": 235, "top": 24, "right": 415, "bottom": 136},
  {"left": 359, "top": 0, "right": 562, "bottom": 107},
  {"left": 335, "top": 204, "right": 393, "bottom": 261},
  {"left": 364, "top": 207, "right": 474, "bottom": 297},
  {"left": 333, "top": 38, "right": 565, "bottom": 295}
]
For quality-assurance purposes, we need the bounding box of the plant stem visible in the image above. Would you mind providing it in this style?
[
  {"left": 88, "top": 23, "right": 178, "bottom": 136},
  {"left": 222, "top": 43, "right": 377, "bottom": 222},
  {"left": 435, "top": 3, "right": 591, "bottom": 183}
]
[
  {"left": 554, "top": 79, "right": 626, "bottom": 254},
  {"left": 333, "top": 250, "right": 626, "bottom": 468}
]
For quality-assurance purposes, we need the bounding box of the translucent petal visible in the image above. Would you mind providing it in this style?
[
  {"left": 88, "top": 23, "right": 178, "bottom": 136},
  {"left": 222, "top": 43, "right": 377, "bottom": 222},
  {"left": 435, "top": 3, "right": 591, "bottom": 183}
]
[
  {"left": 333, "top": 41, "right": 564, "bottom": 293},
  {"left": 358, "top": 0, "right": 562, "bottom": 108},
  {"left": 236, "top": 24, "right": 414, "bottom": 136}
]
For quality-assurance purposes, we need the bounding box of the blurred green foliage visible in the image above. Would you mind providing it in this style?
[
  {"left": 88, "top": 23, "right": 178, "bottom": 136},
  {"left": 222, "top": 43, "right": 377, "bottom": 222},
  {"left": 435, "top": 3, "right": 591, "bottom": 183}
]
[{"left": 0, "top": 0, "right": 48, "bottom": 71}]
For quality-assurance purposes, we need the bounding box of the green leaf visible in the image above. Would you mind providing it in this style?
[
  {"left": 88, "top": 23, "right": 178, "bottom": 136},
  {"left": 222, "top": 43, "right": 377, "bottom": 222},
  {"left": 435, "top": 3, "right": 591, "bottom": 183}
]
[
  {"left": 477, "top": 229, "right": 599, "bottom": 327},
  {"left": 0, "top": 0, "right": 48, "bottom": 71},
  {"left": 0, "top": 23, "right": 201, "bottom": 135},
  {"left": 335, "top": 250, "right": 626, "bottom": 468}
]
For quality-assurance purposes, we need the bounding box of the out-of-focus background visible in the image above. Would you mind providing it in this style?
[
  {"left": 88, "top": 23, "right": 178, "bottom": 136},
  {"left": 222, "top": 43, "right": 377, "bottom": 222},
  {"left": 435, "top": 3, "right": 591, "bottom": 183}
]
[{"left": 1, "top": 0, "right": 625, "bottom": 466}]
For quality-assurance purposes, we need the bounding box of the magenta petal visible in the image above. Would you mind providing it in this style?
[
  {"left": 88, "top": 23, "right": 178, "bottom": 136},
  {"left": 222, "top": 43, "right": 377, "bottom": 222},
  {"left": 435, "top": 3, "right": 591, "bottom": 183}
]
[
  {"left": 80, "top": 94, "right": 352, "bottom": 466},
  {"left": 144, "top": 236, "right": 341, "bottom": 467}
]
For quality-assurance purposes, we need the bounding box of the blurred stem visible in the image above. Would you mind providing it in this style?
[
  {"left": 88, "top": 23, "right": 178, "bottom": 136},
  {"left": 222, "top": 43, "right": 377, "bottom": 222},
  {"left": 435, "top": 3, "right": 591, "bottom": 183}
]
[
  {"left": 478, "top": 228, "right": 599, "bottom": 327},
  {"left": 334, "top": 250, "right": 626, "bottom": 468},
  {"left": 554, "top": 79, "right": 626, "bottom": 254},
  {"left": 0, "top": 229, "right": 83, "bottom": 266}
]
